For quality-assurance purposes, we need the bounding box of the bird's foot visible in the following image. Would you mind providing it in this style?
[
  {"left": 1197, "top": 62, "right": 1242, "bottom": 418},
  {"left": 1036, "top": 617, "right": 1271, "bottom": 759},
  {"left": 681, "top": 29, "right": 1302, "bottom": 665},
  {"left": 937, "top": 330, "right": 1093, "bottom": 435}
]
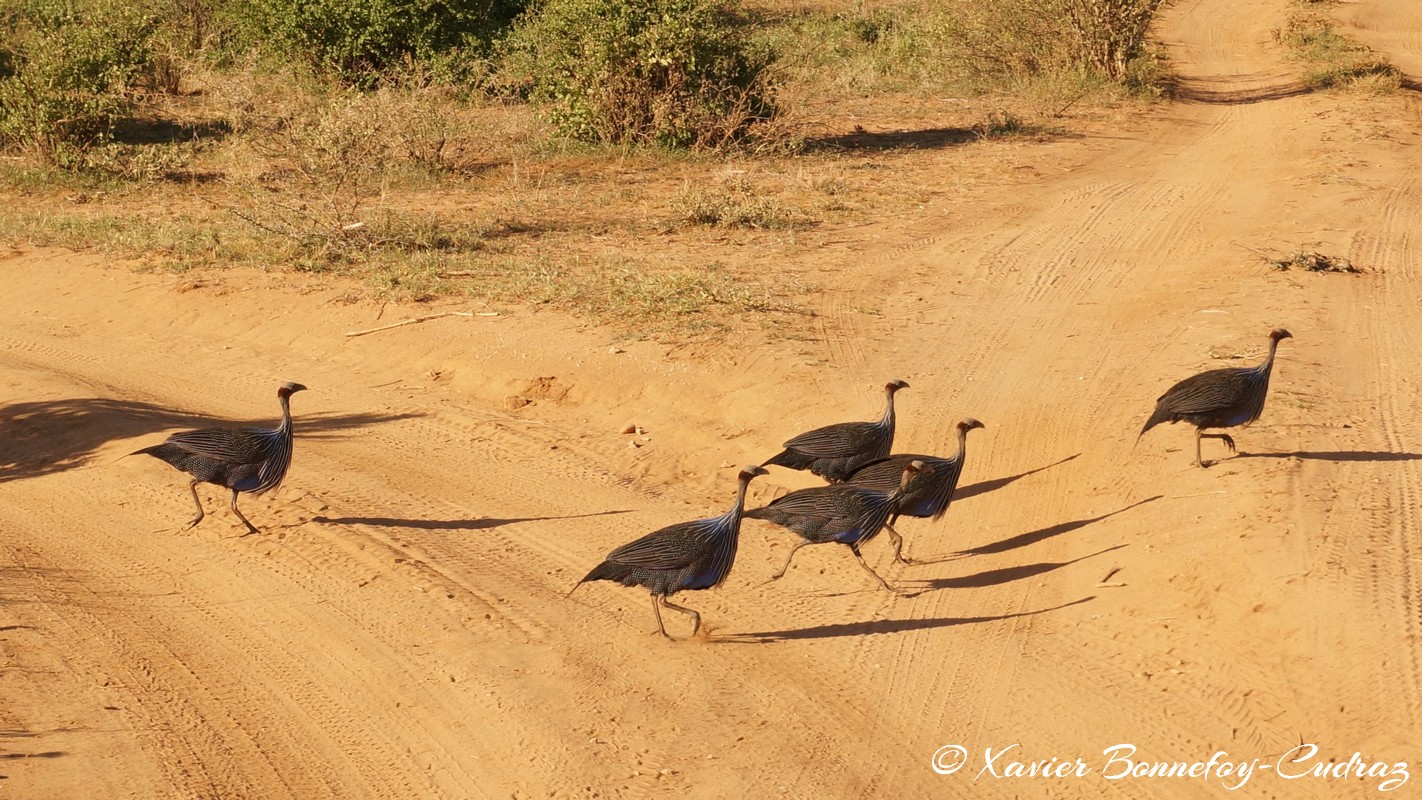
[
  {"left": 1221, "top": 435, "right": 1237, "bottom": 453},
  {"left": 181, "top": 517, "right": 202, "bottom": 531}
]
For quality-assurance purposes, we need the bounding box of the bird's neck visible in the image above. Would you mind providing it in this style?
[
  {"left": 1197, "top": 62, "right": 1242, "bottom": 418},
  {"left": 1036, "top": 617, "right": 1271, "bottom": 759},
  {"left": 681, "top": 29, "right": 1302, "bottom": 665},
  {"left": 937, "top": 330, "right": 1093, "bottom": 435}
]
[
  {"left": 881, "top": 390, "right": 897, "bottom": 428},
  {"left": 278, "top": 395, "right": 293, "bottom": 434},
  {"left": 726, "top": 479, "right": 752, "bottom": 528},
  {"left": 893, "top": 470, "right": 914, "bottom": 499},
  {"left": 1259, "top": 338, "right": 1281, "bottom": 373},
  {"left": 956, "top": 427, "right": 970, "bottom": 460}
]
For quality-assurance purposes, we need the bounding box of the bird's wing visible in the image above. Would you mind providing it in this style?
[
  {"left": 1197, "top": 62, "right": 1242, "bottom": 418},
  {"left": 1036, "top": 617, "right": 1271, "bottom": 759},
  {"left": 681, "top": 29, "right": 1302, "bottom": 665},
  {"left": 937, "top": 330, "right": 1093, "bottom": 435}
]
[
  {"left": 764, "top": 485, "right": 865, "bottom": 518},
  {"left": 605, "top": 518, "right": 719, "bottom": 570},
  {"left": 1155, "top": 367, "right": 1251, "bottom": 414},
  {"left": 845, "top": 455, "right": 917, "bottom": 489},
  {"left": 782, "top": 421, "right": 878, "bottom": 456},
  {"left": 161, "top": 427, "right": 274, "bottom": 465}
]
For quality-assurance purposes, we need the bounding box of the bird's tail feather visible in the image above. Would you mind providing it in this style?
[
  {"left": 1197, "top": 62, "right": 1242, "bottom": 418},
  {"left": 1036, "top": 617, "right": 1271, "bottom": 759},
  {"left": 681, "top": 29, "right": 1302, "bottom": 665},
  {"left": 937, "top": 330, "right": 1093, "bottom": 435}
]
[
  {"left": 568, "top": 561, "right": 626, "bottom": 597},
  {"left": 112, "top": 448, "right": 149, "bottom": 464},
  {"left": 1134, "top": 411, "right": 1165, "bottom": 450}
]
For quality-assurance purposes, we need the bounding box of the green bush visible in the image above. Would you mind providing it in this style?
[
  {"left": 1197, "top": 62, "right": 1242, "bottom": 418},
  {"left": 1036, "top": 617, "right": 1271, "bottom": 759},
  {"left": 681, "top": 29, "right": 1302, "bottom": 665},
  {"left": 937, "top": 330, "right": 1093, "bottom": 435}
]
[
  {"left": 235, "top": 0, "right": 522, "bottom": 86},
  {"left": 0, "top": 0, "right": 159, "bottom": 165},
  {"left": 502, "top": 0, "right": 776, "bottom": 148}
]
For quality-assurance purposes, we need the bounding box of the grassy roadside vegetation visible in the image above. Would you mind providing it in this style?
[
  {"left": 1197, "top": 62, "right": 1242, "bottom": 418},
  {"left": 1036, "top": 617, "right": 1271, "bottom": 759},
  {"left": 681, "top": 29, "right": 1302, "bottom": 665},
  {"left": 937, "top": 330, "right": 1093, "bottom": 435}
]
[
  {"left": 1276, "top": 0, "right": 1401, "bottom": 92},
  {"left": 0, "top": 0, "right": 1174, "bottom": 336}
]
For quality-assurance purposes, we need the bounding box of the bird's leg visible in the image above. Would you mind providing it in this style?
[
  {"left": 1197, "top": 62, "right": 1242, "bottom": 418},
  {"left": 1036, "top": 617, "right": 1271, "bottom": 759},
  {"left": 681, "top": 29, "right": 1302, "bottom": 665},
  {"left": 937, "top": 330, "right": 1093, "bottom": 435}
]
[
  {"left": 660, "top": 597, "right": 701, "bottom": 638},
  {"left": 650, "top": 594, "right": 673, "bottom": 640},
  {"left": 229, "top": 489, "right": 259, "bottom": 536},
  {"left": 1201, "top": 433, "right": 1237, "bottom": 453},
  {"left": 182, "top": 480, "right": 205, "bottom": 530},
  {"left": 770, "top": 540, "right": 811, "bottom": 580},
  {"left": 849, "top": 543, "right": 898, "bottom": 593},
  {"left": 1197, "top": 430, "right": 1238, "bottom": 467},
  {"left": 1194, "top": 428, "right": 1209, "bottom": 468},
  {"left": 884, "top": 521, "right": 915, "bottom": 565}
]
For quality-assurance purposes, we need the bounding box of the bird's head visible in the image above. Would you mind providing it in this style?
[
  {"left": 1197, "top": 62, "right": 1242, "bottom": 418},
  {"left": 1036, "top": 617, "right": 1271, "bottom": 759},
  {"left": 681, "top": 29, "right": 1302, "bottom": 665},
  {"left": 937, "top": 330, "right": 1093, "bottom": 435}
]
[
  {"left": 1270, "top": 328, "right": 1293, "bottom": 343},
  {"left": 885, "top": 379, "right": 910, "bottom": 394},
  {"left": 905, "top": 459, "right": 934, "bottom": 477},
  {"left": 958, "top": 418, "right": 985, "bottom": 433},
  {"left": 278, "top": 381, "right": 308, "bottom": 398},
  {"left": 738, "top": 465, "right": 770, "bottom": 483}
]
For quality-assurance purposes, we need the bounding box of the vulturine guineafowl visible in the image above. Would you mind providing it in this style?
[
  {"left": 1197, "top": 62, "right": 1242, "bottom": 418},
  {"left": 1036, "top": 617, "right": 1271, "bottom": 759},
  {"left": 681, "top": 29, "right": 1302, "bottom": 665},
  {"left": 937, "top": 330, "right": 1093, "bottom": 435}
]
[
  {"left": 762, "top": 379, "right": 908, "bottom": 483},
  {"left": 845, "top": 417, "right": 984, "bottom": 563},
  {"left": 746, "top": 460, "right": 931, "bottom": 593},
  {"left": 570, "top": 466, "right": 769, "bottom": 640},
  {"left": 1139, "top": 328, "right": 1292, "bottom": 467},
  {"left": 133, "top": 381, "right": 306, "bottom": 534}
]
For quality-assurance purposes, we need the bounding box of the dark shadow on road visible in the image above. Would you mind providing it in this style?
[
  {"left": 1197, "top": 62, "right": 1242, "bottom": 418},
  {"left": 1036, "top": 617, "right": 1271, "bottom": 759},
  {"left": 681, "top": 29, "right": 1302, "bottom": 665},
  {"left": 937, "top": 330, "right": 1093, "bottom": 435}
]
[
  {"left": 312, "top": 509, "right": 632, "bottom": 531},
  {"left": 1170, "top": 77, "right": 1315, "bottom": 105},
  {"left": 719, "top": 596, "right": 1094, "bottom": 643},
  {"left": 803, "top": 126, "right": 978, "bottom": 152},
  {"left": 947, "top": 495, "right": 1162, "bottom": 559},
  {"left": 914, "top": 545, "right": 1125, "bottom": 591},
  {"left": 1238, "top": 450, "right": 1422, "bottom": 463},
  {"left": 955, "top": 453, "right": 1082, "bottom": 501},
  {"left": 0, "top": 397, "right": 422, "bottom": 484}
]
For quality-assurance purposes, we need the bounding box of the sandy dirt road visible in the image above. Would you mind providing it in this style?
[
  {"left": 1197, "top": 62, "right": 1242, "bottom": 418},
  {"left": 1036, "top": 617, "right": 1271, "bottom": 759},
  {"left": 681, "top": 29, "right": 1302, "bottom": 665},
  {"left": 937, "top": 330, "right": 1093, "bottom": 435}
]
[{"left": 3, "top": 0, "right": 1422, "bottom": 797}]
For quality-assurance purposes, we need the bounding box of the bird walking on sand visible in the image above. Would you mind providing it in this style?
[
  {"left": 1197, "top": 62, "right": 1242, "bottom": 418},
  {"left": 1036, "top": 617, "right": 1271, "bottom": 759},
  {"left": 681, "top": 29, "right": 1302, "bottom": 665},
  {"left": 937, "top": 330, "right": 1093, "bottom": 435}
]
[
  {"left": 762, "top": 379, "right": 909, "bottom": 483},
  {"left": 570, "top": 466, "right": 769, "bottom": 639},
  {"left": 1139, "top": 328, "right": 1292, "bottom": 468},
  {"left": 133, "top": 381, "right": 306, "bottom": 534},
  {"left": 845, "top": 418, "right": 984, "bottom": 563},
  {"left": 746, "top": 460, "right": 931, "bottom": 593}
]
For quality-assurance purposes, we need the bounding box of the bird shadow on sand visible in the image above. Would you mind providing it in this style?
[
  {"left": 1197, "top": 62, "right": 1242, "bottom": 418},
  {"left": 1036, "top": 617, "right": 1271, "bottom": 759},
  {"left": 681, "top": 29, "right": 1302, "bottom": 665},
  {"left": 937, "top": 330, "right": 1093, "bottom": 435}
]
[
  {"left": 954, "top": 453, "right": 1081, "bottom": 502},
  {"left": 911, "top": 544, "right": 1126, "bottom": 591},
  {"left": 921, "top": 495, "right": 1163, "bottom": 562},
  {"left": 0, "top": 397, "right": 422, "bottom": 484},
  {"left": 719, "top": 596, "right": 1094, "bottom": 643},
  {"left": 1236, "top": 450, "right": 1422, "bottom": 463},
  {"left": 311, "top": 509, "right": 632, "bottom": 531}
]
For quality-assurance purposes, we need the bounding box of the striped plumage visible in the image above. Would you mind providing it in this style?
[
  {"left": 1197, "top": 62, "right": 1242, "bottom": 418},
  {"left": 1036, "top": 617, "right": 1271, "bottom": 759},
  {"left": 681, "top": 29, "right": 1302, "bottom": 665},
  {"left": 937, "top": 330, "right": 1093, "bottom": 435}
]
[
  {"left": 134, "top": 381, "right": 306, "bottom": 534},
  {"left": 845, "top": 417, "right": 984, "bottom": 563},
  {"left": 570, "top": 466, "right": 768, "bottom": 639},
  {"left": 747, "top": 460, "right": 931, "bottom": 593},
  {"left": 1138, "top": 328, "right": 1292, "bottom": 467},
  {"left": 761, "top": 379, "right": 909, "bottom": 483}
]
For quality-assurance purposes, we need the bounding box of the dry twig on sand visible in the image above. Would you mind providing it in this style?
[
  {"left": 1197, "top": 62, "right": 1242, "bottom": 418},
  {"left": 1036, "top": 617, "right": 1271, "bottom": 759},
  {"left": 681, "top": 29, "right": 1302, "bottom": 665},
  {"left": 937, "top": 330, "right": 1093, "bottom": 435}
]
[{"left": 345, "top": 311, "right": 498, "bottom": 337}]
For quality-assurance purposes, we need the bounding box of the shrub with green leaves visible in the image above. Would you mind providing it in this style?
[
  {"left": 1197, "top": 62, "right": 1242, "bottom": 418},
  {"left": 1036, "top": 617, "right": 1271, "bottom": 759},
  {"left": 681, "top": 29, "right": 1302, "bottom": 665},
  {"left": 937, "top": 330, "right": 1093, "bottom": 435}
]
[
  {"left": 502, "top": 0, "right": 776, "bottom": 148},
  {"left": 237, "top": 0, "right": 522, "bottom": 86},
  {"left": 0, "top": 0, "right": 158, "bottom": 165}
]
